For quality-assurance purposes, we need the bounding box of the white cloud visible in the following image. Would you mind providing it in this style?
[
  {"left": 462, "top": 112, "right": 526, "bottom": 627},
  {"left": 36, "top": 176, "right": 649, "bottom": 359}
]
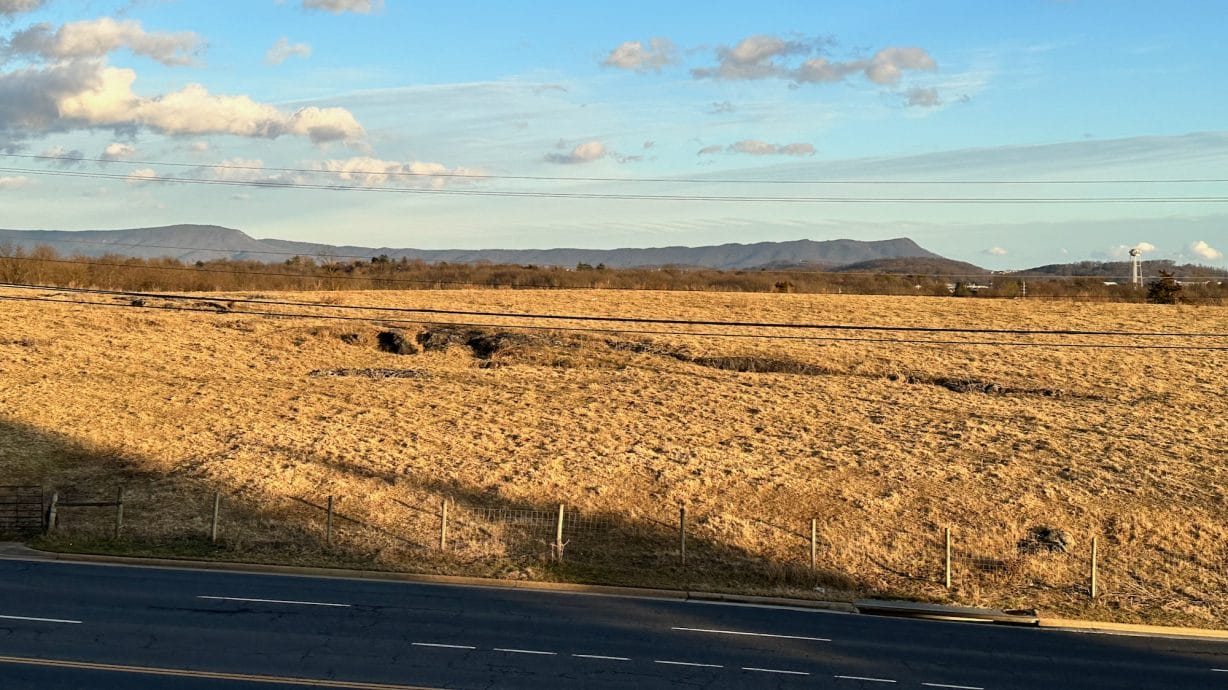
[
  {"left": 691, "top": 35, "right": 936, "bottom": 88},
  {"left": 696, "top": 144, "right": 722, "bottom": 156},
  {"left": 1189, "top": 240, "right": 1223, "bottom": 261},
  {"left": 265, "top": 37, "right": 311, "bottom": 65},
  {"left": 40, "top": 144, "right": 83, "bottom": 166},
  {"left": 904, "top": 86, "right": 941, "bottom": 108},
  {"left": 0, "top": 61, "right": 365, "bottom": 144},
  {"left": 1108, "top": 241, "right": 1157, "bottom": 259},
  {"left": 544, "top": 140, "right": 607, "bottom": 165},
  {"left": 983, "top": 246, "right": 1008, "bottom": 256},
  {"left": 188, "top": 140, "right": 209, "bottom": 153},
  {"left": 309, "top": 156, "right": 481, "bottom": 189},
  {"left": 0, "top": 0, "right": 44, "bottom": 17},
  {"left": 728, "top": 139, "right": 815, "bottom": 156},
  {"left": 602, "top": 37, "right": 677, "bottom": 72},
  {"left": 301, "top": 0, "right": 381, "bottom": 14},
  {"left": 101, "top": 141, "right": 134, "bottom": 160},
  {"left": 0, "top": 174, "right": 30, "bottom": 188},
  {"left": 125, "top": 167, "right": 156, "bottom": 183},
  {"left": 5, "top": 18, "right": 203, "bottom": 66}
]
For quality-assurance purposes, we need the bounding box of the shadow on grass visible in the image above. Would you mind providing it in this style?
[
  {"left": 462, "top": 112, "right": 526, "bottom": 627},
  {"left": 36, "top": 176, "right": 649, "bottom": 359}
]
[{"left": 0, "top": 412, "right": 865, "bottom": 599}]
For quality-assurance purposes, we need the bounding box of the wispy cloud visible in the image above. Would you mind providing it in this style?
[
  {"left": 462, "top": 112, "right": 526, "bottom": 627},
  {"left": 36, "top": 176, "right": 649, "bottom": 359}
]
[
  {"left": 690, "top": 34, "right": 936, "bottom": 87},
  {"left": 602, "top": 37, "right": 677, "bottom": 72},
  {"left": 300, "top": 0, "right": 381, "bottom": 14},
  {"left": 728, "top": 139, "right": 815, "bottom": 156},
  {"left": 3, "top": 18, "right": 204, "bottom": 66},
  {"left": 0, "top": 0, "right": 45, "bottom": 18},
  {"left": 544, "top": 140, "right": 608, "bottom": 164},
  {"left": 265, "top": 37, "right": 312, "bottom": 65}
]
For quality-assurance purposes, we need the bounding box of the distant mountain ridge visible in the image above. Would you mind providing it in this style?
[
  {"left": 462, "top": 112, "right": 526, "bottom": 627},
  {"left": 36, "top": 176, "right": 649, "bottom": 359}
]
[{"left": 0, "top": 225, "right": 945, "bottom": 270}]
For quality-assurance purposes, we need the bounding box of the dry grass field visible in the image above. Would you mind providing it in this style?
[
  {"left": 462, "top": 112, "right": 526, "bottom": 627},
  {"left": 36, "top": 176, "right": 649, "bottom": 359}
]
[{"left": 1, "top": 287, "right": 1226, "bottom": 625}]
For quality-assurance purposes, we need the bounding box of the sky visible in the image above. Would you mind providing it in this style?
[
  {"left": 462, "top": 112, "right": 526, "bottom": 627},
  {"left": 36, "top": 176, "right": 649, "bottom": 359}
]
[{"left": 0, "top": 0, "right": 1225, "bottom": 268}]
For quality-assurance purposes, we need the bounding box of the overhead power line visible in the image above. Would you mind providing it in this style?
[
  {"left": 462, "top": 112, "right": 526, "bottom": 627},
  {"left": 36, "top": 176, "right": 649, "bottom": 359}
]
[
  {"left": 1, "top": 292, "right": 1224, "bottom": 351},
  {"left": 2, "top": 166, "right": 1227, "bottom": 204},
  {"left": 5, "top": 152, "right": 1228, "bottom": 186},
  {"left": 1, "top": 282, "right": 1223, "bottom": 338}
]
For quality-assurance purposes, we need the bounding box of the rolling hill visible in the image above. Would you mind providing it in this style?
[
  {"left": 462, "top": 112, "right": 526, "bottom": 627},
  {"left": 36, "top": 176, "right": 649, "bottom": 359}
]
[{"left": 0, "top": 225, "right": 943, "bottom": 269}]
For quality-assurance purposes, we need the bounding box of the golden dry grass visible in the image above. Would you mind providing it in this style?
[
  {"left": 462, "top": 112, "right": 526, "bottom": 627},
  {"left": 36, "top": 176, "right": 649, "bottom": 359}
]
[{"left": 1, "top": 288, "right": 1226, "bottom": 624}]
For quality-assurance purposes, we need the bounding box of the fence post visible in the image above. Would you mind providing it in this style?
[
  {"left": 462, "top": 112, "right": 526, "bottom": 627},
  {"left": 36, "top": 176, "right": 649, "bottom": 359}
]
[
  {"left": 944, "top": 527, "right": 952, "bottom": 589},
  {"left": 1090, "top": 536, "right": 1099, "bottom": 600},
  {"left": 210, "top": 492, "right": 221, "bottom": 543},
  {"left": 810, "top": 518, "right": 817, "bottom": 571},
  {"left": 679, "top": 506, "right": 687, "bottom": 566},
  {"left": 114, "top": 486, "right": 124, "bottom": 539},
  {"left": 326, "top": 495, "right": 334, "bottom": 546},
  {"left": 439, "top": 497, "right": 449, "bottom": 551},
  {"left": 46, "top": 492, "right": 58, "bottom": 534},
  {"left": 555, "top": 503, "right": 565, "bottom": 563}
]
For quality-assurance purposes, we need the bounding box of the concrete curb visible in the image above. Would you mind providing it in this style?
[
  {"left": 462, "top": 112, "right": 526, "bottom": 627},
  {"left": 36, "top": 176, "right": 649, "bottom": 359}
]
[
  {"left": 687, "top": 591, "right": 856, "bottom": 613},
  {"left": 1038, "top": 617, "right": 1228, "bottom": 641}
]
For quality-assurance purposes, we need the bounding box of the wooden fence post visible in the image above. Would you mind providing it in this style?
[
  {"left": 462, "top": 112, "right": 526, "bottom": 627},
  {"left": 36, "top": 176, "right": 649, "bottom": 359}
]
[
  {"left": 1090, "top": 536, "right": 1099, "bottom": 600},
  {"left": 114, "top": 486, "right": 124, "bottom": 539},
  {"left": 679, "top": 506, "right": 687, "bottom": 566},
  {"left": 46, "top": 492, "right": 58, "bottom": 534},
  {"left": 439, "top": 497, "right": 449, "bottom": 551},
  {"left": 810, "top": 518, "right": 817, "bottom": 571},
  {"left": 210, "top": 492, "right": 221, "bottom": 543},
  {"left": 944, "top": 527, "right": 953, "bottom": 589},
  {"left": 326, "top": 495, "right": 334, "bottom": 546},
  {"left": 555, "top": 503, "right": 565, "bottom": 563}
]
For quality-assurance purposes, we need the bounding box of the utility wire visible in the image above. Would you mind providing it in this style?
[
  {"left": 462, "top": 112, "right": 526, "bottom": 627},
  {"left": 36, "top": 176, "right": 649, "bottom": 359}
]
[
  {"left": 3, "top": 166, "right": 1227, "bottom": 204},
  {"left": 1, "top": 293, "right": 1224, "bottom": 351},
  {"left": 2, "top": 282, "right": 1224, "bottom": 338},
  {"left": 5, "top": 152, "right": 1228, "bottom": 186}
]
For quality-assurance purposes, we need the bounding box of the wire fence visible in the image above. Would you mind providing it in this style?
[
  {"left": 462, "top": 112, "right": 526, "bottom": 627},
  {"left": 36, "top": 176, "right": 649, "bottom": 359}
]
[{"left": 13, "top": 480, "right": 1228, "bottom": 624}]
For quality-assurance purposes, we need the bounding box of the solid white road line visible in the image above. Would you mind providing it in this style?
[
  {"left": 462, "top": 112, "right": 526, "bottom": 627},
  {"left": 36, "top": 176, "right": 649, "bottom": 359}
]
[
  {"left": 654, "top": 660, "right": 723, "bottom": 668},
  {"left": 493, "top": 648, "right": 556, "bottom": 656},
  {"left": 670, "top": 626, "right": 831, "bottom": 642},
  {"left": 836, "top": 675, "right": 897, "bottom": 683},
  {"left": 922, "top": 683, "right": 984, "bottom": 689},
  {"left": 572, "top": 654, "right": 631, "bottom": 661},
  {"left": 742, "top": 667, "right": 809, "bottom": 676},
  {"left": 411, "top": 643, "right": 475, "bottom": 650},
  {"left": 0, "top": 614, "right": 82, "bottom": 624},
  {"left": 197, "top": 596, "right": 350, "bottom": 608},
  {"left": 1214, "top": 669, "right": 1228, "bottom": 672}
]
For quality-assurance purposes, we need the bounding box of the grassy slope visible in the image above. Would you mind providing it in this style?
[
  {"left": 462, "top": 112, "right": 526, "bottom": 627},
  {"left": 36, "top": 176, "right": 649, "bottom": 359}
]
[{"left": 1, "top": 288, "right": 1225, "bottom": 624}]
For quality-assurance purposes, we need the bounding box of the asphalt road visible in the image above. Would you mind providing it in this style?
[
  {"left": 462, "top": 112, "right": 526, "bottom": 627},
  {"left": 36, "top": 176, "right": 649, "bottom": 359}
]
[{"left": 0, "top": 557, "right": 1226, "bottom": 689}]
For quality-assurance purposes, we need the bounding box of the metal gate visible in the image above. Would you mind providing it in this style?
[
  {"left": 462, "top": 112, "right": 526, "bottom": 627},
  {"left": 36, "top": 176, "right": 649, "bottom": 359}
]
[{"left": 0, "top": 486, "right": 44, "bottom": 533}]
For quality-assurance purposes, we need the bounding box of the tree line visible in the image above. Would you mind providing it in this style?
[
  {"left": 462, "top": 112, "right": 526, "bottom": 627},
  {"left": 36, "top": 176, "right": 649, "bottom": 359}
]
[{"left": 0, "top": 243, "right": 1223, "bottom": 304}]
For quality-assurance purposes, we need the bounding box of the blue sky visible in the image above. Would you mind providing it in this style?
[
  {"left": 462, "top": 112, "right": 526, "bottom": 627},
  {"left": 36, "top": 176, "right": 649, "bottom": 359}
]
[{"left": 1, "top": 0, "right": 1225, "bottom": 267}]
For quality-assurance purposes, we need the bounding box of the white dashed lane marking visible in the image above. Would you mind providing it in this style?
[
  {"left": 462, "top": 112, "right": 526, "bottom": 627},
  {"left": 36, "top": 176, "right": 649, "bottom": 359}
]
[
  {"left": 493, "top": 648, "right": 556, "bottom": 656},
  {"left": 671, "top": 626, "right": 830, "bottom": 642},
  {"left": 923, "top": 683, "right": 984, "bottom": 689},
  {"left": 197, "top": 596, "right": 350, "bottom": 608},
  {"left": 836, "top": 675, "right": 897, "bottom": 683},
  {"left": 411, "top": 643, "right": 475, "bottom": 650},
  {"left": 654, "top": 660, "right": 723, "bottom": 668},
  {"left": 743, "top": 667, "right": 809, "bottom": 676},
  {"left": 572, "top": 654, "right": 631, "bottom": 661},
  {"left": 0, "top": 614, "right": 82, "bottom": 624}
]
